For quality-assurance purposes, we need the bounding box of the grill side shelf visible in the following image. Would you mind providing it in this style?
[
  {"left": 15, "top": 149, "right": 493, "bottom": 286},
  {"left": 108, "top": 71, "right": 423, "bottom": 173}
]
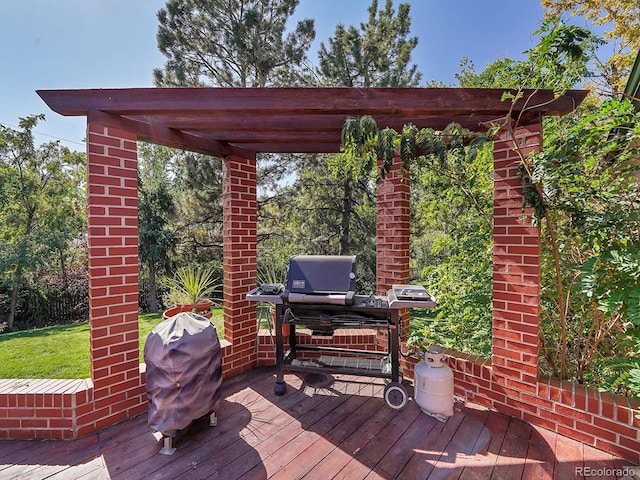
[
  {"left": 246, "top": 287, "right": 283, "bottom": 304},
  {"left": 386, "top": 287, "right": 436, "bottom": 309}
]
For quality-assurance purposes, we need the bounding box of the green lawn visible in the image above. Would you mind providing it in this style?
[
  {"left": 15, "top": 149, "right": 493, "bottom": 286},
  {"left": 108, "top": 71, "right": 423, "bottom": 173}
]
[{"left": 0, "top": 309, "right": 224, "bottom": 379}]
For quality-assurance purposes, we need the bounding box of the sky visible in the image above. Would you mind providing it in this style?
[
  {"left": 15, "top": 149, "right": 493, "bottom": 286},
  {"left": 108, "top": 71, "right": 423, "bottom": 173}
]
[{"left": 0, "top": 0, "right": 581, "bottom": 151}]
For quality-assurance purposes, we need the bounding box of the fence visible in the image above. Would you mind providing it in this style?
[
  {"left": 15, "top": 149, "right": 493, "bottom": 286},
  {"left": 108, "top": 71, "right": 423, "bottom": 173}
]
[{"left": 0, "top": 276, "right": 163, "bottom": 332}]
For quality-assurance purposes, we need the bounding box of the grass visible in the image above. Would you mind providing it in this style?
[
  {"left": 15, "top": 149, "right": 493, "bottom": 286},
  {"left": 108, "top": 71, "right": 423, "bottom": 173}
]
[{"left": 0, "top": 308, "right": 224, "bottom": 380}]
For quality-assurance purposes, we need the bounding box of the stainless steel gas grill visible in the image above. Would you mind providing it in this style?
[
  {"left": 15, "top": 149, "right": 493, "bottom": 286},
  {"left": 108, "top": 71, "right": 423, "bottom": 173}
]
[{"left": 247, "top": 255, "right": 436, "bottom": 409}]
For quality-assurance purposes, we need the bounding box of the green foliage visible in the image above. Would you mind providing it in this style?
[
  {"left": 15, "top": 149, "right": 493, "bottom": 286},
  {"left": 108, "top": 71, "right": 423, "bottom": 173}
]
[
  {"left": 456, "top": 57, "right": 531, "bottom": 89},
  {"left": 340, "top": 116, "right": 495, "bottom": 356},
  {"left": 599, "top": 358, "right": 640, "bottom": 401},
  {"left": 138, "top": 143, "right": 177, "bottom": 311},
  {"left": 467, "top": 16, "right": 640, "bottom": 394},
  {"left": 524, "top": 17, "right": 604, "bottom": 93},
  {"left": 160, "top": 264, "right": 221, "bottom": 305},
  {"left": 582, "top": 247, "right": 640, "bottom": 326},
  {"left": 155, "top": 0, "right": 315, "bottom": 87},
  {"left": 408, "top": 141, "right": 494, "bottom": 357},
  {"left": 542, "top": 0, "right": 640, "bottom": 91},
  {"left": 521, "top": 98, "right": 640, "bottom": 384},
  {"left": 337, "top": 116, "right": 380, "bottom": 180},
  {"left": 341, "top": 116, "right": 495, "bottom": 183},
  {"left": 169, "top": 151, "right": 224, "bottom": 263},
  {"left": 266, "top": 153, "right": 377, "bottom": 290},
  {"left": 0, "top": 115, "right": 86, "bottom": 329},
  {"left": 257, "top": 252, "right": 288, "bottom": 286},
  {"left": 590, "top": 319, "right": 640, "bottom": 401},
  {"left": 317, "top": 0, "right": 421, "bottom": 87},
  {"left": 264, "top": 0, "right": 423, "bottom": 291},
  {"left": 456, "top": 18, "right": 602, "bottom": 94},
  {"left": 153, "top": 0, "right": 314, "bottom": 269}
]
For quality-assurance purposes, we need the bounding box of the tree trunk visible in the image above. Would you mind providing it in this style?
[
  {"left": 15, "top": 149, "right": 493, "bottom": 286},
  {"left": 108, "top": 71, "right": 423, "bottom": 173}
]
[
  {"left": 147, "top": 260, "right": 159, "bottom": 313},
  {"left": 339, "top": 173, "right": 353, "bottom": 255},
  {"left": 59, "top": 248, "right": 69, "bottom": 291},
  {"left": 7, "top": 279, "right": 21, "bottom": 330}
]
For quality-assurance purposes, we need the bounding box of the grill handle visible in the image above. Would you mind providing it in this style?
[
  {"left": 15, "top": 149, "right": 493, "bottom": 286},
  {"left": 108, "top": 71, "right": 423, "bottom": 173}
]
[{"left": 287, "top": 292, "right": 354, "bottom": 306}]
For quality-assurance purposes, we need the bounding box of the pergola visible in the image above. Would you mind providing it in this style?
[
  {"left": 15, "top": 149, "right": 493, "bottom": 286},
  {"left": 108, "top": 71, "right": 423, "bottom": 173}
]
[
  {"left": 37, "top": 87, "right": 584, "bottom": 156},
  {"left": 2, "top": 86, "right": 637, "bottom": 463}
]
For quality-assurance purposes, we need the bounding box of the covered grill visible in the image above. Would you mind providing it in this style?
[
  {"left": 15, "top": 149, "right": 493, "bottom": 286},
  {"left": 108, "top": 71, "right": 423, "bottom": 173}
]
[
  {"left": 144, "top": 312, "right": 222, "bottom": 455},
  {"left": 247, "top": 255, "right": 436, "bottom": 409}
]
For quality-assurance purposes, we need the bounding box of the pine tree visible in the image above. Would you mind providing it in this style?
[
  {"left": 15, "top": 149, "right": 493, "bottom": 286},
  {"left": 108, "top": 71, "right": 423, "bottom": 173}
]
[{"left": 154, "top": 0, "right": 315, "bottom": 87}]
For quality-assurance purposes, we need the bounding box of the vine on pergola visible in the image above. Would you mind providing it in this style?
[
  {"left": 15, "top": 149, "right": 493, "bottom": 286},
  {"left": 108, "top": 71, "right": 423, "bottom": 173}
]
[{"left": 338, "top": 115, "right": 500, "bottom": 182}]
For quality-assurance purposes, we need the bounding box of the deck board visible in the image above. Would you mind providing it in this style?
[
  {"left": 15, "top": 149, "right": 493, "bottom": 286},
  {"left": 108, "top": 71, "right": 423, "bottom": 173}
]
[
  {"left": 0, "top": 367, "right": 637, "bottom": 480},
  {"left": 521, "top": 423, "right": 557, "bottom": 480}
]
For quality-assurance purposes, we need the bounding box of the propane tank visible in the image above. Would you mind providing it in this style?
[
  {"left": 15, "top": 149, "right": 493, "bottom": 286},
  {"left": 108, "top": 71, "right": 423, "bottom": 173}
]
[{"left": 414, "top": 345, "right": 454, "bottom": 422}]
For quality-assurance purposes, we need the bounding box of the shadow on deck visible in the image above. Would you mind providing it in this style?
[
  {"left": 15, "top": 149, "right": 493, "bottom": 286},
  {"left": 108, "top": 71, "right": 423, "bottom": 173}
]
[{"left": 0, "top": 367, "right": 637, "bottom": 479}]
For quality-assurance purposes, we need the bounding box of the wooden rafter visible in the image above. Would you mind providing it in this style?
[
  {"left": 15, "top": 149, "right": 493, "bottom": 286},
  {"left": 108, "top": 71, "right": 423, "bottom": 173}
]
[{"left": 38, "top": 87, "right": 589, "bottom": 157}]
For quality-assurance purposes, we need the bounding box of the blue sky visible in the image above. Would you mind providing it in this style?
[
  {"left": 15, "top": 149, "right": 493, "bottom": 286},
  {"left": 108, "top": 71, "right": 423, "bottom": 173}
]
[{"left": 1, "top": 0, "right": 580, "bottom": 150}]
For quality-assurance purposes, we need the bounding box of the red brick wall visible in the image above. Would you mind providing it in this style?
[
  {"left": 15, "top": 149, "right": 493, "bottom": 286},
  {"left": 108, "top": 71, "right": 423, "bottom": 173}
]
[
  {"left": 376, "top": 156, "right": 410, "bottom": 296},
  {"left": 0, "top": 122, "right": 146, "bottom": 439},
  {"left": 403, "top": 350, "right": 639, "bottom": 463},
  {"left": 0, "top": 379, "right": 92, "bottom": 439},
  {"left": 222, "top": 155, "right": 258, "bottom": 377},
  {"left": 257, "top": 329, "right": 379, "bottom": 366},
  {"left": 491, "top": 125, "right": 542, "bottom": 398},
  {"left": 376, "top": 156, "right": 410, "bottom": 350},
  {"left": 82, "top": 122, "right": 146, "bottom": 435}
]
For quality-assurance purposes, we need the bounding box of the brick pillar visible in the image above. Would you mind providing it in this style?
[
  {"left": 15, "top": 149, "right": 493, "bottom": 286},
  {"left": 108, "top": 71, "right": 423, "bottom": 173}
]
[
  {"left": 492, "top": 124, "right": 542, "bottom": 395},
  {"left": 376, "top": 156, "right": 410, "bottom": 346},
  {"left": 222, "top": 155, "right": 258, "bottom": 376},
  {"left": 84, "top": 121, "right": 144, "bottom": 433}
]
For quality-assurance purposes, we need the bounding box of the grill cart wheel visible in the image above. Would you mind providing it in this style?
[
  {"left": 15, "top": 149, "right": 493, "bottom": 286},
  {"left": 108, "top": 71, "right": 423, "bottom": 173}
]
[{"left": 384, "top": 382, "right": 408, "bottom": 409}]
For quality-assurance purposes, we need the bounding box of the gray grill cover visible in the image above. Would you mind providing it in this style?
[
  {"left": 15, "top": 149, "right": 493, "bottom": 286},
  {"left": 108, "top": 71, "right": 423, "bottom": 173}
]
[{"left": 144, "top": 312, "right": 222, "bottom": 437}]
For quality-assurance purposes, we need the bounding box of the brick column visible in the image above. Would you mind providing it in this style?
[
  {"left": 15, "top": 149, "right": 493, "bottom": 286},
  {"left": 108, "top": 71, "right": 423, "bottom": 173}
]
[
  {"left": 222, "top": 155, "right": 258, "bottom": 376},
  {"left": 492, "top": 124, "right": 542, "bottom": 397},
  {"left": 83, "top": 120, "right": 145, "bottom": 434},
  {"left": 376, "top": 156, "right": 410, "bottom": 346}
]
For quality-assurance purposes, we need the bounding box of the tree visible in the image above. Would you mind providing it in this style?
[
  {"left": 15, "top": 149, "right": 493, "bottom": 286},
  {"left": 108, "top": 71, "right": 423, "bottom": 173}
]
[
  {"left": 317, "top": 0, "right": 421, "bottom": 87},
  {"left": 542, "top": 0, "right": 640, "bottom": 91},
  {"left": 154, "top": 0, "right": 315, "bottom": 87},
  {"left": 340, "top": 118, "right": 496, "bottom": 354},
  {"left": 0, "top": 115, "right": 85, "bottom": 329},
  {"left": 277, "top": 154, "right": 378, "bottom": 290},
  {"left": 138, "top": 144, "right": 177, "bottom": 312},
  {"left": 278, "top": 0, "right": 422, "bottom": 288},
  {"left": 170, "top": 150, "right": 225, "bottom": 263},
  {"left": 457, "top": 17, "right": 602, "bottom": 93},
  {"left": 454, "top": 19, "right": 640, "bottom": 394},
  {"left": 153, "top": 0, "right": 316, "bottom": 272},
  {"left": 523, "top": 99, "right": 640, "bottom": 389}
]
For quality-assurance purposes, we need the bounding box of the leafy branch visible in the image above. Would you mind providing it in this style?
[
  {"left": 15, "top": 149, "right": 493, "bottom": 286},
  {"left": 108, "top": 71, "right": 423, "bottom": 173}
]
[{"left": 340, "top": 116, "right": 497, "bottom": 229}]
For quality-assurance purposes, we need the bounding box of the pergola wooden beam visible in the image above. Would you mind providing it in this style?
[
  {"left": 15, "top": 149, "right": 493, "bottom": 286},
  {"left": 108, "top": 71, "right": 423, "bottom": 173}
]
[
  {"left": 38, "top": 87, "right": 587, "bottom": 116},
  {"left": 88, "top": 110, "right": 256, "bottom": 159},
  {"left": 38, "top": 87, "right": 588, "bottom": 157}
]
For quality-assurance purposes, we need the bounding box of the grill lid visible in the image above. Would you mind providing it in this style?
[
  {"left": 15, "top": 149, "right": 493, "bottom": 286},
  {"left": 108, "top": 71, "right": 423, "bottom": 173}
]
[{"left": 284, "top": 255, "right": 356, "bottom": 305}]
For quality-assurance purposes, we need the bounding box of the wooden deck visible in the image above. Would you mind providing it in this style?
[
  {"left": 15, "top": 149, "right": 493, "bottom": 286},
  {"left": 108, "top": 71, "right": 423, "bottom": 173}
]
[{"left": 0, "top": 367, "right": 636, "bottom": 480}]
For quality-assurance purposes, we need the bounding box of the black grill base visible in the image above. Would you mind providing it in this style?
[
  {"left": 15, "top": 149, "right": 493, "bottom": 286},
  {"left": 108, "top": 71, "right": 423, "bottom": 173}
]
[{"left": 273, "top": 301, "right": 403, "bottom": 407}]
